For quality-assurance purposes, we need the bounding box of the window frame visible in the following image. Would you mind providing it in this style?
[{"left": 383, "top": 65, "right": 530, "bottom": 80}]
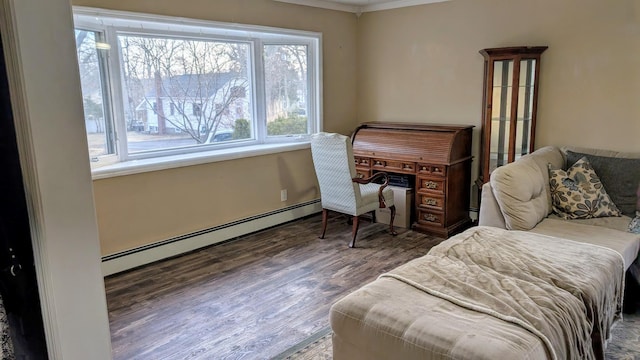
[
  {"left": 73, "top": 7, "right": 323, "bottom": 178},
  {"left": 74, "top": 25, "right": 118, "bottom": 161}
]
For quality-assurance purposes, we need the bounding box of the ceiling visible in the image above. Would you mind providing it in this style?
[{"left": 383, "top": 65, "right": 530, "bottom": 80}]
[{"left": 274, "top": 0, "right": 448, "bottom": 14}]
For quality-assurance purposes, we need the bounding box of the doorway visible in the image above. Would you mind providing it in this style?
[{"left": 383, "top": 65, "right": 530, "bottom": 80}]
[{"left": 0, "top": 30, "right": 48, "bottom": 359}]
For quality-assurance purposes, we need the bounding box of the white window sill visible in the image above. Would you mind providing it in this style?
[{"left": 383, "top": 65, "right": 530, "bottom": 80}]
[{"left": 91, "top": 142, "right": 311, "bottom": 180}]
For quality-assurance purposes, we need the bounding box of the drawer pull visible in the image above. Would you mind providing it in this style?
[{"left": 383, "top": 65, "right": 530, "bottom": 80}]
[
  {"left": 424, "top": 213, "right": 438, "bottom": 222},
  {"left": 374, "top": 160, "right": 383, "bottom": 166},
  {"left": 403, "top": 164, "right": 412, "bottom": 169},
  {"left": 424, "top": 181, "right": 438, "bottom": 189},
  {"left": 424, "top": 198, "right": 437, "bottom": 206}
]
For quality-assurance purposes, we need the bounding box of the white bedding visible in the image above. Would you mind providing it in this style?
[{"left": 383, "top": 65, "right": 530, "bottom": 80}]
[{"left": 330, "top": 226, "right": 625, "bottom": 360}]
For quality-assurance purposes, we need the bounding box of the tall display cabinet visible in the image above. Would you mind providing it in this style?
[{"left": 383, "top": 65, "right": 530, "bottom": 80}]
[{"left": 477, "top": 46, "right": 547, "bottom": 185}]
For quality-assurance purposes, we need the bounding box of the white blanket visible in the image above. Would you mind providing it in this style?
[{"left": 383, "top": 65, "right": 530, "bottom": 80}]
[{"left": 379, "top": 226, "right": 624, "bottom": 360}]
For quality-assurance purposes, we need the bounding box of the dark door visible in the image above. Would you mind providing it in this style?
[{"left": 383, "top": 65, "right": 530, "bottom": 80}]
[{"left": 0, "top": 30, "right": 48, "bottom": 359}]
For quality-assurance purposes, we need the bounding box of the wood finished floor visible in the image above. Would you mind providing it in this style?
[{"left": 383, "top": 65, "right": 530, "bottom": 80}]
[{"left": 104, "top": 213, "right": 444, "bottom": 360}]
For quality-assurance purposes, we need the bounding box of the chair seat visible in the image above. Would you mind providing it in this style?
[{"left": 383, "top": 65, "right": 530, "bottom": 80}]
[{"left": 357, "top": 183, "right": 394, "bottom": 215}]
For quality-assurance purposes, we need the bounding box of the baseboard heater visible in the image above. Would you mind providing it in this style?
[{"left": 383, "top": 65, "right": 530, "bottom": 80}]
[{"left": 101, "top": 199, "right": 322, "bottom": 276}]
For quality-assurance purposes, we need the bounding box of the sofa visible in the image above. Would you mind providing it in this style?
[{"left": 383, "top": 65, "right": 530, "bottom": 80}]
[
  {"left": 329, "top": 145, "right": 640, "bottom": 360},
  {"left": 479, "top": 145, "right": 640, "bottom": 284}
]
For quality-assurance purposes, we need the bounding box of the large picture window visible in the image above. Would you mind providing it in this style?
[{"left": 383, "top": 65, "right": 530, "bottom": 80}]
[{"left": 73, "top": 7, "right": 321, "bottom": 175}]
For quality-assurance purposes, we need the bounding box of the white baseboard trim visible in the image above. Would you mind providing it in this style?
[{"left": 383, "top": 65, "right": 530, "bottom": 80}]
[{"left": 101, "top": 200, "right": 322, "bottom": 276}]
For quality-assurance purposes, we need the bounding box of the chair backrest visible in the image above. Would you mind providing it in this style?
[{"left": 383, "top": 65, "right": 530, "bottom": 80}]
[{"left": 310, "top": 132, "right": 361, "bottom": 215}]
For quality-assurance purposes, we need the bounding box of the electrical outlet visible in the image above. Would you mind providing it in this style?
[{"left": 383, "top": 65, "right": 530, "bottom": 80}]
[{"left": 280, "top": 189, "right": 288, "bottom": 202}]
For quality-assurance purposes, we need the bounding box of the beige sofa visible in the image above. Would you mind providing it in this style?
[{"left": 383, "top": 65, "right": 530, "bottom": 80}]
[
  {"left": 329, "top": 145, "right": 639, "bottom": 360},
  {"left": 479, "top": 145, "right": 640, "bottom": 282}
]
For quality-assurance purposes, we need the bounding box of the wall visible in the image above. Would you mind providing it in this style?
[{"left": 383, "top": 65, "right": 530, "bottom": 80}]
[
  {"left": 357, "top": 0, "right": 640, "bottom": 186},
  {"left": 95, "top": 150, "right": 318, "bottom": 255},
  {"left": 72, "top": 0, "right": 359, "bottom": 256}
]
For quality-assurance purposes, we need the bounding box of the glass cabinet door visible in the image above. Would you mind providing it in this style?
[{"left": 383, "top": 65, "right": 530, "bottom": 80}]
[
  {"left": 479, "top": 46, "right": 547, "bottom": 184},
  {"left": 516, "top": 58, "right": 537, "bottom": 160},
  {"left": 489, "top": 59, "right": 513, "bottom": 173}
]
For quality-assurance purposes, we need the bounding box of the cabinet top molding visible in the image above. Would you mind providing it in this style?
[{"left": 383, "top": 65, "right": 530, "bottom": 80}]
[{"left": 480, "top": 46, "right": 548, "bottom": 58}]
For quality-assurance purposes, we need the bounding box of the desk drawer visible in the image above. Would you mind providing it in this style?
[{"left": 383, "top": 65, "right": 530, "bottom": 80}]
[
  {"left": 372, "top": 159, "right": 416, "bottom": 174},
  {"left": 355, "top": 168, "right": 371, "bottom": 179},
  {"left": 417, "top": 177, "right": 445, "bottom": 194},
  {"left": 417, "top": 209, "right": 444, "bottom": 227},
  {"left": 418, "top": 194, "right": 444, "bottom": 211},
  {"left": 354, "top": 157, "right": 371, "bottom": 167},
  {"left": 417, "top": 164, "right": 446, "bottom": 177}
]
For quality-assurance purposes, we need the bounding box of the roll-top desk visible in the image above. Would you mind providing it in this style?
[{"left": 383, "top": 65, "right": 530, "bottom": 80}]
[{"left": 351, "top": 122, "right": 474, "bottom": 238}]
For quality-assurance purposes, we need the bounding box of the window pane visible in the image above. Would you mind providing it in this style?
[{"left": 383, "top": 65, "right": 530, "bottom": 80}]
[
  {"left": 118, "top": 35, "right": 253, "bottom": 153},
  {"left": 264, "top": 45, "right": 308, "bottom": 137},
  {"left": 75, "top": 29, "right": 113, "bottom": 159}
]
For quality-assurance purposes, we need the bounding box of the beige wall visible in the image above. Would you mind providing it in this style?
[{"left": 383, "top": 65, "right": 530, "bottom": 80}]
[
  {"left": 73, "top": 0, "right": 358, "bottom": 255},
  {"left": 358, "top": 0, "right": 640, "bottom": 184},
  {"left": 94, "top": 150, "right": 319, "bottom": 254}
]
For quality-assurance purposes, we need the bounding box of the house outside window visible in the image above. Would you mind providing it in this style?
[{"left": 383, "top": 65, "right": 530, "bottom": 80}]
[
  {"left": 73, "top": 7, "right": 322, "bottom": 173},
  {"left": 192, "top": 103, "right": 202, "bottom": 117}
]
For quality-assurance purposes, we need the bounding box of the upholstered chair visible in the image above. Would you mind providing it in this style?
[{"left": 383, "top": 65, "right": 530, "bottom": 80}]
[{"left": 310, "top": 132, "right": 396, "bottom": 248}]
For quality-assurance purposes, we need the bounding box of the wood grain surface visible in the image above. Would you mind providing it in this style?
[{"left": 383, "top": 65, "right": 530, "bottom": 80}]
[{"left": 105, "top": 212, "right": 443, "bottom": 359}]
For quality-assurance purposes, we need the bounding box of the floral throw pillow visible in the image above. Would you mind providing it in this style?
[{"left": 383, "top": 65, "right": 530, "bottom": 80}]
[{"left": 549, "top": 157, "right": 621, "bottom": 219}]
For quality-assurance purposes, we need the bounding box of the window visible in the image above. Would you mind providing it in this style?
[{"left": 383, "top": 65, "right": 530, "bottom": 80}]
[
  {"left": 73, "top": 7, "right": 321, "bottom": 173},
  {"left": 192, "top": 103, "right": 203, "bottom": 118},
  {"left": 264, "top": 44, "right": 309, "bottom": 137},
  {"left": 74, "top": 28, "right": 115, "bottom": 161}
]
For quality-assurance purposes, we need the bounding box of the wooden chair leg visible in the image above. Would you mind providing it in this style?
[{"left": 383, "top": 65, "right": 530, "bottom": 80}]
[
  {"left": 388, "top": 205, "right": 397, "bottom": 236},
  {"left": 319, "top": 209, "right": 329, "bottom": 239},
  {"left": 348, "top": 216, "right": 360, "bottom": 248}
]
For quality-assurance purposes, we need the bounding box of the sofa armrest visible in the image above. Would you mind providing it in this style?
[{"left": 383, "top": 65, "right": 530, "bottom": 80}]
[{"left": 478, "top": 182, "right": 507, "bottom": 229}]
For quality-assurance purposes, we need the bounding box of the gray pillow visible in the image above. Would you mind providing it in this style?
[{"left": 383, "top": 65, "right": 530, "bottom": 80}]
[{"left": 566, "top": 151, "right": 640, "bottom": 217}]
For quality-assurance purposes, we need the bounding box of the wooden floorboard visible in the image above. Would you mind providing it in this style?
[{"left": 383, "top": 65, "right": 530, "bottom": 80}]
[{"left": 104, "top": 212, "right": 444, "bottom": 359}]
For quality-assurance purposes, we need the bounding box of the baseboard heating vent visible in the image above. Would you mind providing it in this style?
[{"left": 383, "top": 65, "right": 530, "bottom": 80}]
[{"left": 101, "top": 199, "right": 321, "bottom": 276}]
